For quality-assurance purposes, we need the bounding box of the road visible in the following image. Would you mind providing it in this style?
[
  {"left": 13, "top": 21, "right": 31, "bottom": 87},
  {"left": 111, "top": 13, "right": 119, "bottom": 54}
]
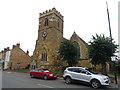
[{"left": 2, "top": 71, "right": 119, "bottom": 90}]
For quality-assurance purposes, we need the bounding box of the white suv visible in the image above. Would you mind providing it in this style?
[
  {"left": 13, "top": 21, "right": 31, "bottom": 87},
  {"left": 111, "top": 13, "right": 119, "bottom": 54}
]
[{"left": 63, "top": 67, "right": 110, "bottom": 88}]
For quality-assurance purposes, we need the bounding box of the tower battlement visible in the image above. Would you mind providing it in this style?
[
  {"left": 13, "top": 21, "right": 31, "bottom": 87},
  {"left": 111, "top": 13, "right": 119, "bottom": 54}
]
[{"left": 39, "top": 8, "right": 63, "bottom": 20}]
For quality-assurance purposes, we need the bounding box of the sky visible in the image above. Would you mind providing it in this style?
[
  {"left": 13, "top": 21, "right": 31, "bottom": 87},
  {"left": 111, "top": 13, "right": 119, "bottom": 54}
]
[{"left": 0, "top": 0, "right": 119, "bottom": 56}]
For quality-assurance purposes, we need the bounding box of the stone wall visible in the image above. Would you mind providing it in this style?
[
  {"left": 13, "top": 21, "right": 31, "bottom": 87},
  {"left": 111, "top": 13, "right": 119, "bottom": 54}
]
[
  {"left": 32, "top": 8, "right": 64, "bottom": 66},
  {"left": 9, "top": 44, "right": 31, "bottom": 69}
]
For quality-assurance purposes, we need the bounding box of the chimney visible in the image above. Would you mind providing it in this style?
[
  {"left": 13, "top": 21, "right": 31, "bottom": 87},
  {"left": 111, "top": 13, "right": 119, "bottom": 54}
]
[
  {"left": 26, "top": 49, "right": 29, "bottom": 55},
  {"left": 12, "top": 45, "right": 16, "bottom": 49},
  {"left": 16, "top": 43, "right": 20, "bottom": 48},
  {"left": 4, "top": 48, "right": 7, "bottom": 52},
  {"left": 7, "top": 47, "right": 10, "bottom": 51},
  {"left": 1, "top": 50, "right": 3, "bottom": 53}
]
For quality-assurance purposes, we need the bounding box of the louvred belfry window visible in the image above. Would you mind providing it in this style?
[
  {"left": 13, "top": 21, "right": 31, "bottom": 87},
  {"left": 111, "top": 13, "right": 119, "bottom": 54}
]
[{"left": 44, "top": 18, "right": 48, "bottom": 26}]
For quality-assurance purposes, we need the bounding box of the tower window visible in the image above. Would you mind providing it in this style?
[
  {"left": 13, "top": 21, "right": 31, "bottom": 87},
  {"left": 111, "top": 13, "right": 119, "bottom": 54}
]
[
  {"left": 58, "top": 19, "right": 60, "bottom": 28},
  {"left": 44, "top": 18, "right": 48, "bottom": 26}
]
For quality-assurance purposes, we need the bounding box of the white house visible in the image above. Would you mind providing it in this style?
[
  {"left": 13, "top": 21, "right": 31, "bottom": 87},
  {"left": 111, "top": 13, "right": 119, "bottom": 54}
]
[{"left": 4, "top": 50, "right": 11, "bottom": 69}]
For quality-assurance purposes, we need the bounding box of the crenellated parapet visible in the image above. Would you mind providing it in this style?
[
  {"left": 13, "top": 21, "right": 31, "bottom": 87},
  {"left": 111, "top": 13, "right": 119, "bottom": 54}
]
[{"left": 39, "top": 8, "right": 63, "bottom": 20}]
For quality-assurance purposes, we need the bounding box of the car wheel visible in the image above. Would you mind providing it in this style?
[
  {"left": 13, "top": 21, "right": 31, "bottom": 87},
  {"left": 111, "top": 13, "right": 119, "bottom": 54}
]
[
  {"left": 43, "top": 75, "right": 48, "bottom": 80},
  {"left": 30, "top": 74, "right": 34, "bottom": 78},
  {"left": 65, "top": 77, "right": 72, "bottom": 84},
  {"left": 91, "top": 80, "right": 101, "bottom": 88}
]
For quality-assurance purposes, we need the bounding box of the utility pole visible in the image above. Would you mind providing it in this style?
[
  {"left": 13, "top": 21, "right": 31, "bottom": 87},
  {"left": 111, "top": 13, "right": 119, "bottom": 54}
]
[
  {"left": 106, "top": 1, "right": 117, "bottom": 84},
  {"left": 106, "top": 1, "right": 112, "bottom": 40}
]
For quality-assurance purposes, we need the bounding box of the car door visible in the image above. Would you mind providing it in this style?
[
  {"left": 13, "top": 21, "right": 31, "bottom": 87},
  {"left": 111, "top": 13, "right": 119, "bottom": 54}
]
[
  {"left": 33, "top": 69, "right": 39, "bottom": 77},
  {"left": 69, "top": 68, "right": 82, "bottom": 80},
  {"left": 67, "top": 68, "right": 75, "bottom": 79},
  {"left": 79, "top": 69, "right": 91, "bottom": 82},
  {"left": 37, "top": 69, "right": 43, "bottom": 77},
  {"left": 73, "top": 68, "right": 83, "bottom": 81}
]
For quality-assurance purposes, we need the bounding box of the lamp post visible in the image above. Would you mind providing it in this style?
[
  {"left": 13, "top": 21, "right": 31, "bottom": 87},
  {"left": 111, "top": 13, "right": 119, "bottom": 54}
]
[{"left": 106, "top": 2, "right": 117, "bottom": 84}]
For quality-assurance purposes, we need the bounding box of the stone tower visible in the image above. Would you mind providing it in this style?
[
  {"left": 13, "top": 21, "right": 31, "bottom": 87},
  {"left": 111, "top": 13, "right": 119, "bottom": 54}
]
[{"left": 32, "top": 8, "right": 64, "bottom": 66}]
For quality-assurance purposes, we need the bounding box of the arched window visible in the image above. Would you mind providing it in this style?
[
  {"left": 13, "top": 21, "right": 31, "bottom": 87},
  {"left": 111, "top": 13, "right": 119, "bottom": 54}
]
[
  {"left": 44, "top": 53, "right": 47, "bottom": 61},
  {"left": 73, "top": 41, "right": 80, "bottom": 59},
  {"left": 44, "top": 18, "right": 48, "bottom": 26},
  {"left": 41, "top": 50, "right": 47, "bottom": 61}
]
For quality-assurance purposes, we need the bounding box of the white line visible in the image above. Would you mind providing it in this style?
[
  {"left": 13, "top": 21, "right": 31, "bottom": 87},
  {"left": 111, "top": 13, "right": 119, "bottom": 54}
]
[
  {"left": 37, "top": 83, "right": 54, "bottom": 88},
  {"left": 6, "top": 72, "right": 12, "bottom": 73}
]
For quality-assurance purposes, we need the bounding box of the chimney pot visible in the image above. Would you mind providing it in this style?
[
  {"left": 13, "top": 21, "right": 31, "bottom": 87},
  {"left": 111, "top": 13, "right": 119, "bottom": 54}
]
[
  {"left": 4, "top": 48, "right": 7, "bottom": 51},
  {"left": 26, "top": 50, "right": 29, "bottom": 55},
  {"left": 7, "top": 47, "right": 10, "bottom": 51},
  {"left": 16, "top": 43, "right": 20, "bottom": 47},
  {"left": 13, "top": 45, "right": 16, "bottom": 49},
  {"left": 1, "top": 50, "right": 3, "bottom": 53}
]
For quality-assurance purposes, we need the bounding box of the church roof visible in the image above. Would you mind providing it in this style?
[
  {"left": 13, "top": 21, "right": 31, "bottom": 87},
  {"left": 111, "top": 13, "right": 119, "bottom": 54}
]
[
  {"left": 63, "top": 38, "right": 68, "bottom": 41},
  {"left": 70, "top": 31, "right": 88, "bottom": 47}
]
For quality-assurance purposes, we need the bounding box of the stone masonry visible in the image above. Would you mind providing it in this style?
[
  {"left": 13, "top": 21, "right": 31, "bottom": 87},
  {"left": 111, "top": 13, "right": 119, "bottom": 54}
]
[{"left": 32, "top": 8, "right": 90, "bottom": 68}]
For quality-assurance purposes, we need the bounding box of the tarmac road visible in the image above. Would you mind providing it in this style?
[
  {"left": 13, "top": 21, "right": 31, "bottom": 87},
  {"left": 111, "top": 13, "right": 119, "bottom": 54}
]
[{"left": 2, "top": 71, "right": 119, "bottom": 90}]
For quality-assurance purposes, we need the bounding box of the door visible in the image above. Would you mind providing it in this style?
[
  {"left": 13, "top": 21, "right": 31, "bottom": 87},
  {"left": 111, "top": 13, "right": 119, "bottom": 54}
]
[
  {"left": 70, "top": 68, "right": 82, "bottom": 80},
  {"left": 79, "top": 69, "right": 91, "bottom": 82},
  {"left": 37, "top": 69, "right": 43, "bottom": 77},
  {"left": 33, "top": 69, "right": 39, "bottom": 77}
]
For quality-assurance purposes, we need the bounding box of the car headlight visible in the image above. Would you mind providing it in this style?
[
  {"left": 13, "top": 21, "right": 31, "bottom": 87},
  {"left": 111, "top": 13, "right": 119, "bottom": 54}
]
[
  {"left": 103, "top": 78, "right": 109, "bottom": 80},
  {"left": 103, "top": 78, "right": 107, "bottom": 80},
  {"left": 49, "top": 74, "right": 53, "bottom": 76}
]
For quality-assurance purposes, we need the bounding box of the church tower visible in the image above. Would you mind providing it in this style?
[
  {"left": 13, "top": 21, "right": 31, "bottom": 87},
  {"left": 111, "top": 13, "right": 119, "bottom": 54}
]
[{"left": 32, "top": 8, "right": 64, "bottom": 66}]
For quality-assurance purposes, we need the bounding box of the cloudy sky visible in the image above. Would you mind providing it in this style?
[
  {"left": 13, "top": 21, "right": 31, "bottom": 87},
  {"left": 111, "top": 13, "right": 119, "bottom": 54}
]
[{"left": 0, "top": 0, "right": 118, "bottom": 56}]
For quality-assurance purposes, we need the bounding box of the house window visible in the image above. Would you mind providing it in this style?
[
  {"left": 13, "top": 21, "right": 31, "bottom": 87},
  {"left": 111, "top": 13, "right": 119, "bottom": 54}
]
[
  {"left": 16, "top": 63, "right": 20, "bottom": 69},
  {"left": 17, "top": 63, "right": 20, "bottom": 66},
  {"left": 44, "top": 18, "right": 48, "bottom": 26},
  {"left": 41, "top": 53, "right": 47, "bottom": 61}
]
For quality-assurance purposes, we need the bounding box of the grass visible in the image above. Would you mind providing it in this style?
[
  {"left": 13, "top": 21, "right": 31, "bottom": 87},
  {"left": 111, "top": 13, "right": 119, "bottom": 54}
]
[
  {"left": 21, "top": 69, "right": 29, "bottom": 71},
  {"left": 15, "top": 68, "right": 30, "bottom": 72}
]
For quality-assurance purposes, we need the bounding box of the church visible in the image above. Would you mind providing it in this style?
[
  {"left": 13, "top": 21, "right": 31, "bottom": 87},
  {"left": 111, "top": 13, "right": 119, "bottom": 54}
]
[{"left": 31, "top": 8, "right": 92, "bottom": 69}]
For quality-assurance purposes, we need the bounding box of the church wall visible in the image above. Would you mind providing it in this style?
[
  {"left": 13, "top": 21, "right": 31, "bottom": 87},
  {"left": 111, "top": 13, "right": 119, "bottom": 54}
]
[
  {"left": 70, "top": 33, "right": 88, "bottom": 59},
  {"left": 77, "top": 60, "right": 92, "bottom": 68}
]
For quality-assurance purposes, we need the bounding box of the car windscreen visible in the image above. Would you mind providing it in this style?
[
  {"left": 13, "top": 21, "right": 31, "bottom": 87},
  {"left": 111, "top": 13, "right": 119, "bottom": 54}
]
[
  {"left": 43, "top": 69, "right": 50, "bottom": 72},
  {"left": 85, "top": 68, "right": 98, "bottom": 74}
]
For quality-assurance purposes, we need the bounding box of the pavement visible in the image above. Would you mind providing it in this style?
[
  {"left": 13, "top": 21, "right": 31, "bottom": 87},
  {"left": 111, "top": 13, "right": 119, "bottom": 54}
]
[{"left": 108, "top": 74, "right": 120, "bottom": 89}]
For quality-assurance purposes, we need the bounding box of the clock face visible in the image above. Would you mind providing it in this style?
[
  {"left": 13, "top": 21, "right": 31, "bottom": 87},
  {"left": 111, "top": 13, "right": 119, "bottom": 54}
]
[{"left": 42, "top": 31, "right": 47, "bottom": 37}]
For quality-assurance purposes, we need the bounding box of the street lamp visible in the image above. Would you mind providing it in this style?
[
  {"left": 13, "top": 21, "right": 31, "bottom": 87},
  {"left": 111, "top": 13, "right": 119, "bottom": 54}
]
[{"left": 106, "top": 2, "right": 118, "bottom": 84}]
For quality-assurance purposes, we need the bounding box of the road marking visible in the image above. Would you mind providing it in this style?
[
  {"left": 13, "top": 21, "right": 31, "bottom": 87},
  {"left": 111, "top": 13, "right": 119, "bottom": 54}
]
[
  {"left": 37, "top": 83, "right": 54, "bottom": 88},
  {"left": 46, "top": 81, "right": 52, "bottom": 82},
  {"left": 6, "top": 72, "right": 12, "bottom": 73}
]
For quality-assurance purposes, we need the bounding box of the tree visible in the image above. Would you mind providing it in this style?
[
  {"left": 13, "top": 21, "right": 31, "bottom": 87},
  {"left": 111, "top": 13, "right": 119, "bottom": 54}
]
[
  {"left": 89, "top": 34, "right": 118, "bottom": 75},
  {"left": 59, "top": 40, "right": 78, "bottom": 66}
]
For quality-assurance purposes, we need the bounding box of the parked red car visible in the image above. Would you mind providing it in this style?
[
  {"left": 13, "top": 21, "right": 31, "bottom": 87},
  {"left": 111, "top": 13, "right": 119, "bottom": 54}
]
[{"left": 29, "top": 68, "right": 58, "bottom": 80}]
